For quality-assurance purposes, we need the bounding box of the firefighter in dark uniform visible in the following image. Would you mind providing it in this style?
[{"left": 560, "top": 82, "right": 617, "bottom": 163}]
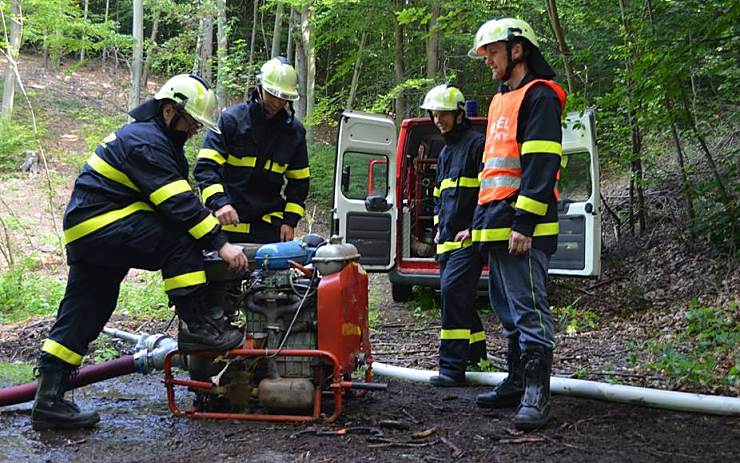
[
  {"left": 31, "top": 74, "right": 248, "bottom": 431},
  {"left": 422, "top": 85, "right": 487, "bottom": 387},
  {"left": 469, "top": 18, "right": 566, "bottom": 430},
  {"left": 195, "top": 57, "right": 309, "bottom": 244}
]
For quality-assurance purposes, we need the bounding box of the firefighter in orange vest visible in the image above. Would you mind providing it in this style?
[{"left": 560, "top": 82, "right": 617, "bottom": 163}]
[
  {"left": 469, "top": 18, "right": 566, "bottom": 430},
  {"left": 420, "top": 85, "right": 487, "bottom": 387}
]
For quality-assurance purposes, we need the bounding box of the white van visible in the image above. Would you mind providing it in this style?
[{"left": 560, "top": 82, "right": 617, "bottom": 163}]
[{"left": 332, "top": 110, "right": 601, "bottom": 301}]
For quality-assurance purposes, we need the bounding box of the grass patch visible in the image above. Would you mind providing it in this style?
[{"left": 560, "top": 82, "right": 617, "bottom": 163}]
[
  {"left": 409, "top": 286, "right": 439, "bottom": 322},
  {"left": 0, "top": 258, "right": 171, "bottom": 324},
  {"left": 632, "top": 299, "right": 739, "bottom": 390},
  {"left": 0, "top": 119, "right": 40, "bottom": 172},
  {"left": 0, "top": 361, "right": 35, "bottom": 387},
  {"left": 307, "top": 142, "right": 335, "bottom": 211},
  {"left": 552, "top": 303, "right": 600, "bottom": 334}
]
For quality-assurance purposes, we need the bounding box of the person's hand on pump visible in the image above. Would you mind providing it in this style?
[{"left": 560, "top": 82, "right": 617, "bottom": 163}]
[
  {"left": 280, "top": 224, "right": 295, "bottom": 241},
  {"left": 215, "top": 204, "right": 239, "bottom": 225},
  {"left": 218, "top": 243, "right": 249, "bottom": 272}
]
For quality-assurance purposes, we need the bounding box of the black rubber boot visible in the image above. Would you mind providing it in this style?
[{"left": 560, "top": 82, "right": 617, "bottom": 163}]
[
  {"left": 514, "top": 347, "right": 553, "bottom": 431},
  {"left": 174, "top": 291, "right": 243, "bottom": 352},
  {"left": 31, "top": 363, "right": 100, "bottom": 431},
  {"left": 476, "top": 336, "right": 524, "bottom": 408},
  {"left": 429, "top": 372, "right": 465, "bottom": 387}
]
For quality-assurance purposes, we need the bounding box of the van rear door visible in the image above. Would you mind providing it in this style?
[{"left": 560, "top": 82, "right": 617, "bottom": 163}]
[
  {"left": 332, "top": 111, "right": 398, "bottom": 271},
  {"left": 550, "top": 109, "right": 601, "bottom": 277}
]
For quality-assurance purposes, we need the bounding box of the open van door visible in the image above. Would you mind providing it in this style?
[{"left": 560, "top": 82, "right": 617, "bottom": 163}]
[
  {"left": 332, "top": 111, "right": 398, "bottom": 271},
  {"left": 549, "top": 109, "right": 601, "bottom": 277}
]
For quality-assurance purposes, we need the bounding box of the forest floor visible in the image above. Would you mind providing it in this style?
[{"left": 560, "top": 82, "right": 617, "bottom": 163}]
[{"left": 0, "top": 56, "right": 738, "bottom": 462}]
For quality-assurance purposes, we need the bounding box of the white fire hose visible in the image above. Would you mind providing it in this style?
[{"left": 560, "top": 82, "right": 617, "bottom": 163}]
[{"left": 371, "top": 362, "right": 740, "bottom": 416}]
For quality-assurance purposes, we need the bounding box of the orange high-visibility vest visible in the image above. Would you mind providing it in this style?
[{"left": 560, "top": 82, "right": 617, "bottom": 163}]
[{"left": 478, "top": 79, "right": 566, "bottom": 206}]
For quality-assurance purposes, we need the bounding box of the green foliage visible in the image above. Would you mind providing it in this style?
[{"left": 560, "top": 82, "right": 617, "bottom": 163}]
[
  {"left": 0, "top": 257, "right": 65, "bottom": 323},
  {"left": 637, "top": 300, "right": 739, "bottom": 389},
  {"left": 552, "top": 303, "right": 600, "bottom": 334},
  {"left": 92, "top": 334, "right": 120, "bottom": 363},
  {"left": 0, "top": 257, "right": 170, "bottom": 323},
  {"left": 0, "top": 120, "right": 38, "bottom": 171},
  {"left": 0, "top": 362, "right": 35, "bottom": 387},
  {"left": 306, "top": 142, "right": 335, "bottom": 211},
  {"left": 371, "top": 78, "right": 435, "bottom": 115},
  {"left": 409, "top": 287, "right": 439, "bottom": 320}
]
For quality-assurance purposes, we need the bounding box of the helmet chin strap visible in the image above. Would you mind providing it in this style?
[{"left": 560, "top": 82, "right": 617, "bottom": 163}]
[{"left": 503, "top": 40, "right": 526, "bottom": 84}]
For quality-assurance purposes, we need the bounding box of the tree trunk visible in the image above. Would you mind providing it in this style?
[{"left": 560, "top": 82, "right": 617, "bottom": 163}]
[
  {"left": 1, "top": 0, "right": 22, "bottom": 120},
  {"left": 346, "top": 30, "right": 367, "bottom": 110},
  {"left": 667, "top": 105, "right": 696, "bottom": 226},
  {"left": 271, "top": 2, "right": 284, "bottom": 58},
  {"left": 427, "top": 0, "right": 439, "bottom": 79},
  {"left": 192, "top": 18, "right": 203, "bottom": 74},
  {"left": 618, "top": 0, "right": 646, "bottom": 235},
  {"left": 301, "top": 4, "right": 315, "bottom": 142},
  {"left": 80, "top": 0, "right": 89, "bottom": 62},
  {"left": 678, "top": 85, "right": 731, "bottom": 204},
  {"left": 294, "top": 7, "right": 306, "bottom": 120},
  {"left": 286, "top": 8, "right": 295, "bottom": 63},
  {"left": 545, "top": 0, "right": 575, "bottom": 94},
  {"left": 216, "top": 0, "right": 228, "bottom": 110},
  {"left": 244, "top": 0, "right": 259, "bottom": 100},
  {"left": 141, "top": 8, "right": 161, "bottom": 99},
  {"left": 102, "top": 0, "right": 110, "bottom": 69},
  {"left": 201, "top": 15, "right": 214, "bottom": 83},
  {"left": 425, "top": 1, "right": 439, "bottom": 78},
  {"left": 128, "top": 0, "right": 144, "bottom": 112},
  {"left": 393, "top": 0, "right": 406, "bottom": 120}
]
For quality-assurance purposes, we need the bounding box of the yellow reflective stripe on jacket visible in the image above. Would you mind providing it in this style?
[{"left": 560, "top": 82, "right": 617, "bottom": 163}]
[
  {"left": 515, "top": 195, "right": 548, "bottom": 216},
  {"left": 149, "top": 179, "right": 191, "bottom": 206},
  {"left": 472, "top": 222, "right": 559, "bottom": 242},
  {"left": 521, "top": 140, "right": 562, "bottom": 156},
  {"left": 439, "top": 176, "right": 480, "bottom": 193},
  {"left": 433, "top": 187, "right": 441, "bottom": 198},
  {"left": 262, "top": 211, "right": 284, "bottom": 224},
  {"left": 469, "top": 331, "right": 486, "bottom": 344},
  {"left": 198, "top": 148, "right": 226, "bottom": 165},
  {"left": 87, "top": 153, "right": 140, "bottom": 192},
  {"left": 226, "top": 155, "right": 257, "bottom": 167},
  {"left": 163, "top": 270, "right": 207, "bottom": 292},
  {"left": 42, "top": 339, "right": 83, "bottom": 366},
  {"left": 63, "top": 202, "right": 154, "bottom": 244},
  {"left": 440, "top": 329, "right": 470, "bottom": 340},
  {"left": 433, "top": 215, "right": 439, "bottom": 225},
  {"left": 188, "top": 214, "right": 219, "bottom": 240},
  {"left": 222, "top": 223, "right": 251, "bottom": 234},
  {"left": 285, "top": 202, "right": 305, "bottom": 217},
  {"left": 285, "top": 167, "right": 310, "bottom": 179},
  {"left": 436, "top": 237, "right": 472, "bottom": 255},
  {"left": 201, "top": 183, "right": 224, "bottom": 203},
  {"left": 264, "top": 160, "right": 288, "bottom": 174}
]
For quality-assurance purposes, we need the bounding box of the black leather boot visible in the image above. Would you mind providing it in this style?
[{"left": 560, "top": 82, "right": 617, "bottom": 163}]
[
  {"left": 174, "top": 291, "right": 243, "bottom": 352},
  {"left": 476, "top": 336, "right": 524, "bottom": 408},
  {"left": 514, "top": 347, "right": 553, "bottom": 431},
  {"left": 31, "top": 362, "right": 100, "bottom": 431}
]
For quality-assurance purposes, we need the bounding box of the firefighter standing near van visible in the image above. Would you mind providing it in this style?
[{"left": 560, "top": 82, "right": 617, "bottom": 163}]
[
  {"left": 421, "top": 85, "right": 487, "bottom": 387},
  {"left": 195, "top": 57, "right": 309, "bottom": 244},
  {"left": 31, "top": 74, "right": 248, "bottom": 431},
  {"left": 469, "top": 18, "right": 566, "bottom": 430}
]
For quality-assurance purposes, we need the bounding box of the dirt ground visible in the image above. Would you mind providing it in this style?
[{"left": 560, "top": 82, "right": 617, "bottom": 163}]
[{"left": 1, "top": 279, "right": 739, "bottom": 463}]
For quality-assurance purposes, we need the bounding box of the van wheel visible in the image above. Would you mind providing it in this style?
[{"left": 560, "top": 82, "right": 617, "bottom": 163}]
[{"left": 391, "top": 284, "right": 413, "bottom": 302}]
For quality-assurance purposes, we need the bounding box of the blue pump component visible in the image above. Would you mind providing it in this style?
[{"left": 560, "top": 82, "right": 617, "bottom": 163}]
[{"left": 255, "top": 240, "right": 309, "bottom": 270}]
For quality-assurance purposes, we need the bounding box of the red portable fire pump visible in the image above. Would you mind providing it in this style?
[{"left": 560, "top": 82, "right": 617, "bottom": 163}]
[{"left": 163, "top": 235, "right": 386, "bottom": 422}]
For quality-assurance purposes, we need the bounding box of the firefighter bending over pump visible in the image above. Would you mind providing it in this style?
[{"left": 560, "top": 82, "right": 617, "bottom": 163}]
[
  {"left": 31, "top": 75, "right": 248, "bottom": 431},
  {"left": 195, "top": 57, "right": 310, "bottom": 245}
]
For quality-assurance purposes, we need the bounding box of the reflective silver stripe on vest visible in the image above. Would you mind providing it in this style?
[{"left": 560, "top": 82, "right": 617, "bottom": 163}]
[
  {"left": 480, "top": 175, "right": 521, "bottom": 190},
  {"left": 484, "top": 157, "right": 521, "bottom": 169}
]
